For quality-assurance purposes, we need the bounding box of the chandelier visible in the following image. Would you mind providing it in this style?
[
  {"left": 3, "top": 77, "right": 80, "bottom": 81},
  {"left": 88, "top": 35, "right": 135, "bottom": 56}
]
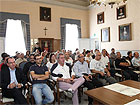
[{"left": 89, "top": 0, "right": 127, "bottom": 8}]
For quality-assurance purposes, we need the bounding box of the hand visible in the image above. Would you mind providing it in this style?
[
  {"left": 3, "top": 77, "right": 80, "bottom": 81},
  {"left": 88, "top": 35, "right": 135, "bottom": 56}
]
[
  {"left": 9, "top": 82, "right": 16, "bottom": 89},
  {"left": 107, "top": 71, "right": 111, "bottom": 77},
  {"left": 100, "top": 72, "right": 104, "bottom": 76},
  {"left": 17, "top": 83, "right": 22, "bottom": 88},
  {"left": 83, "top": 76, "right": 91, "bottom": 81}
]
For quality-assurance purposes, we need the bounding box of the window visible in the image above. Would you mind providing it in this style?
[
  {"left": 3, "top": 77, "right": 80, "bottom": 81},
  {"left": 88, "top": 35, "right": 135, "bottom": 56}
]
[
  {"left": 5, "top": 19, "right": 26, "bottom": 56},
  {"left": 65, "top": 24, "right": 79, "bottom": 52}
]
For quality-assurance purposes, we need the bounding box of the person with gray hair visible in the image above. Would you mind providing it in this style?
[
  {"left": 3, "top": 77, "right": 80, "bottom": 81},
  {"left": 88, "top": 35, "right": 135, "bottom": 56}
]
[
  {"left": 90, "top": 52, "right": 117, "bottom": 86},
  {"left": 51, "top": 52, "right": 85, "bottom": 105}
]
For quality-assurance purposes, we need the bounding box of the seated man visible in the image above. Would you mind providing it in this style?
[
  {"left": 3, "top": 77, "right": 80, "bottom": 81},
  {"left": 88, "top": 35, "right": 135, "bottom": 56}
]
[
  {"left": 65, "top": 52, "right": 73, "bottom": 66},
  {"left": 73, "top": 54, "right": 102, "bottom": 105},
  {"left": 51, "top": 53, "right": 85, "bottom": 105},
  {"left": 1, "top": 57, "right": 28, "bottom": 104},
  {"left": 101, "top": 49, "right": 116, "bottom": 77},
  {"left": 115, "top": 52, "right": 138, "bottom": 81},
  {"left": 131, "top": 52, "right": 140, "bottom": 67},
  {"left": 15, "top": 53, "right": 27, "bottom": 67},
  {"left": 30, "top": 54, "right": 54, "bottom": 105},
  {"left": 23, "top": 54, "right": 35, "bottom": 82},
  {"left": 90, "top": 52, "right": 117, "bottom": 86}
]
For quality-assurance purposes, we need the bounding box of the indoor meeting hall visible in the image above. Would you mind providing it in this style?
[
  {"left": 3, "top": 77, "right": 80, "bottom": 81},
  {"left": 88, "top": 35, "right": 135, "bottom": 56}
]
[{"left": 0, "top": 0, "right": 140, "bottom": 105}]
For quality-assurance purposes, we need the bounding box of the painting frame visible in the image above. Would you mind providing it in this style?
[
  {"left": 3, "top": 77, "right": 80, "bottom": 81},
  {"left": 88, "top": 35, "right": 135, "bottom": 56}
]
[
  {"left": 40, "top": 6, "right": 51, "bottom": 22},
  {"left": 101, "top": 27, "right": 110, "bottom": 42},
  {"left": 97, "top": 12, "right": 104, "bottom": 24},
  {"left": 119, "top": 23, "right": 131, "bottom": 41},
  {"left": 117, "top": 5, "right": 126, "bottom": 20}
]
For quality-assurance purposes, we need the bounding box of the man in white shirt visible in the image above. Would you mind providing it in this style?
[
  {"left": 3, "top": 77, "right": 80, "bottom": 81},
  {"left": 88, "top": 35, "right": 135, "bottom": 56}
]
[
  {"left": 65, "top": 52, "right": 73, "bottom": 66},
  {"left": 101, "top": 49, "right": 115, "bottom": 77},
  {"left": 90, "top": 52, "right": 116, "bottom": 86},
  {"left": 132, "top": 52, "right": 140, "bottom": 66},
  {"left": 51, "top": 53, "right": 85, "bottom": 105}
]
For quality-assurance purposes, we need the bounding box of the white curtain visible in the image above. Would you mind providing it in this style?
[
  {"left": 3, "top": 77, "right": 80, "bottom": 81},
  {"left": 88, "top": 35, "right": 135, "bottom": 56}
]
[
  {"left": 5, "top": 19, "right": 26, "bottom": 56},
  {"left": 65, "top": 24, "right": 79, "bottom": 52}
]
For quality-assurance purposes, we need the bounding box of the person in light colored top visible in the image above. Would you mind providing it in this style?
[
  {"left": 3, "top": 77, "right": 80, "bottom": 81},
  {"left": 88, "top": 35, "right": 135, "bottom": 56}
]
[
  {"left": 73, "top": 53, "right": 102, "bottom": 105},
  {"left": 132, "top": 52, "right": 140, "bottom": 66},
  {"left": 65, "top": 52, "right": 73, "bottom": 66},
  {"left": 85, "top": 50, "right": 92, "bottom": 67},
  {"left": 90, "top": 52, "right": 116, "bottom": 86},
  {"left": 15, "top": 53, "right": 27, "bottom": 67},
  {"left": 51, "top": 53, "right": 85, "bottom": 105},
  {"left": 46, "top": 53, "right": 57, "bottom": 71}
]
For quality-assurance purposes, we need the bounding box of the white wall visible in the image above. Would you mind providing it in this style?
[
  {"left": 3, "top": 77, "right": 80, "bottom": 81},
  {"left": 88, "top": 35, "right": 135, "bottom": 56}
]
[{"left": 89, "top": 0, "right": 140, "bottom": 52}]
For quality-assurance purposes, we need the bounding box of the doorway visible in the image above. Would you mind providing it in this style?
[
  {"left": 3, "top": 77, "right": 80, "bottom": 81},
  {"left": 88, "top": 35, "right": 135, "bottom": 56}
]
[{"left": 38, "top": 38, "right": 54, "bottom": 52}]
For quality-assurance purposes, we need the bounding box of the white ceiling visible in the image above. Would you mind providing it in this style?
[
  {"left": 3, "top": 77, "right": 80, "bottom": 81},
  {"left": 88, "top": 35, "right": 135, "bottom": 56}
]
[{"left": 21, "top": 0, "right": 90, "bottom": 10}]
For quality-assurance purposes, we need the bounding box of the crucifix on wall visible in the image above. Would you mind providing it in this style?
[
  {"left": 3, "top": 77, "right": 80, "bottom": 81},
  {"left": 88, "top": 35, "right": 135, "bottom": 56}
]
[{"left": 44, "top": 27, "right": 48, "bottom": 36}]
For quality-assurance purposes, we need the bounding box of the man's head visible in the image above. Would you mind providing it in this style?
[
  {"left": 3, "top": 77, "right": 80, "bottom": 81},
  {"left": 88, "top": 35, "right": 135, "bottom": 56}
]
[
  {"left": 86, "top": 50, "right": 90, "bottom": 57},
  {"left": 7, "top": 57, "right": 16, "bottom": 70},
  {"left": 78, "top": 54, "right": 85, "bottom": 63},
  {"left": 134, "top": 52, "right": 139, "bottom": 58},
  {"left": 34, "top": 54, "right": 42, "bottom": 65},
  {"left": 20, "top": 53, "right": 24, "bottom": 59},
  {"left": 111, "top": 48, "right": 115, "bottom": 53},
  {"left": 29, "top": 54, "right": 35, "bottom": 63},
  {"left": 65, "top": 52, "right": 70, "bottom": 59},
  {"left": 95, "top": 52, "right": 102, "bottom": 61},
  {"left": 127, "top": 51, "right": 132, "bottom": 57},
  {"left": 57, "top": 53, "right": 65, "bottom": 66},
  {"left": 116, "top": 52, "right": 121, "bottom": 59},
  {"left": 102, "top": 49, "right": 107, "bottom": 56}
]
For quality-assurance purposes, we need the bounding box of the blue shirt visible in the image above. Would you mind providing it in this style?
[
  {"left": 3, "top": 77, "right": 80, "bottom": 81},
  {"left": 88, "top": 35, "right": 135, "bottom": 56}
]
[
  {"left": 73, "top": 61, "right": 91, "bottom": 77},
  {"left": 9, "top": 68, "right": 18, "bottom": 85}
]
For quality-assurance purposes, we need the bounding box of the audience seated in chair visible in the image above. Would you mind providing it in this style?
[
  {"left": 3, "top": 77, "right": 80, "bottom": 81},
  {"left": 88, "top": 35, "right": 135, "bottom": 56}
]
[
  {"left": 131, "top": 52, "right": 140, "bottom": 68},
  {"left": 51, "top": 53, "right": 85, "bottom": 105},
  {"left": 101, "top": 49, "right": 116, "bottom": 77},
  {"left": 1, "top": 57, "right": 28, "bottom": 105},
  {"left": 73, "top": 53, "right": 102, "bottom": 105},
  {"left": 15, "top": 53, "right": 27, "bottom": 67},
  {"left": 23, "top": 54, "right": 35, "bottom": 82},
  {"left": 115, "top": 52, "right": 138, "bottom": 81},
  {"left": 30, "top": 54, "right": 54, "bottom": 105},
  {"left": 90, "top": 52, "right": 117, "bottom": 86},
  {"left": 65, "top": 52, "right": 73, "bottom": 66},
  {"left": 109, "top": 48, "right": 117, "bottom": 67}
]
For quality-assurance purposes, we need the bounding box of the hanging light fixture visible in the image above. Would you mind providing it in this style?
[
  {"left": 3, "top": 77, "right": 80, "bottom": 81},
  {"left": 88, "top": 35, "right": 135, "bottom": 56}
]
[{"left": 89, "top": 0, "right": 127, "bottom": 8}]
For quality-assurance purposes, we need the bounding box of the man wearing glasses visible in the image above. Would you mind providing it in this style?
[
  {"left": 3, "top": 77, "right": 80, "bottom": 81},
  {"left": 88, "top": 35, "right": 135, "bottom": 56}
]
[
  {"left": 30, "top": 54, "right": 54, "bottom": 105},
  {"left": 1, "top": 57, "right": 28, "bottom": 104},
  {"left": 90, "top": 52, "right": 116, "bottom": 86}
]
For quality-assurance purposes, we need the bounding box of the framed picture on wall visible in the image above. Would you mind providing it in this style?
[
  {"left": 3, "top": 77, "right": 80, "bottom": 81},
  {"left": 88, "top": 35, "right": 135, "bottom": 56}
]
[
  {"left": 119, "top": 23, "right": 131, "bottom": 41},
  {"left": 40, "top": 6, "right": 51, "bottom": 22},
  {"left": 117, "top": 5, "right": 126, "bottom": 20},
  {"left": 101, "top": 27, "right": 110, "bottom": 42},
  {"left": 97, "top": 12, "right": 104, "bottom": 24}
]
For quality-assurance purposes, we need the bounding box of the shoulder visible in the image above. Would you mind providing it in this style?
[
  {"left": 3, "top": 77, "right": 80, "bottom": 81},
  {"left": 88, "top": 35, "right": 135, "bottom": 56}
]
[{"left": 50, "top": 63, "right": 58, "bottom": 72}]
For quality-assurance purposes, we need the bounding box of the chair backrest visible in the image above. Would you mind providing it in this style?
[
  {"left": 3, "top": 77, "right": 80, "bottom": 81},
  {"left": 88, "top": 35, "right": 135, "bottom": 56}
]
[{"left": 113, "top": 61, "right": 117, "bottom": 69}]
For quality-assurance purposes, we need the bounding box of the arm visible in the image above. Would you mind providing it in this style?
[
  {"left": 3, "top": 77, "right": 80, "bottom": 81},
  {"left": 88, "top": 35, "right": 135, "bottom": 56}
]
[
  {"left": 37, "top": 71, "right": 49, "bottom": 80},
  {"left": 30, "top": 71, "right": 45, "bottom": 80}
]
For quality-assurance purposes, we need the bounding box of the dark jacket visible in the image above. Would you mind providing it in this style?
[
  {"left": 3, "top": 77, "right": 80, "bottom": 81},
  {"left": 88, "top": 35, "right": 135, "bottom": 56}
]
[{"left": 1, "top": 65, "right": 27, "bottom": 89}]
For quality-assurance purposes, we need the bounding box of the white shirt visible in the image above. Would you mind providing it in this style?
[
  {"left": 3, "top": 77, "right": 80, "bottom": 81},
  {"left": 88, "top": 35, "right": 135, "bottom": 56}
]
[
  {"left": 46, "top": 61, "right": 57, "bottom": 70},
  {"left": 52, "top": 63, "right": 75, "bottom": 81},
  {"left": 90, "top": 59, "right": 106, "bottom": 73},
  {"left": 65, "top": 58, "right": 73, "bottom": 65},
  {"left": 101, "top": 55, "right": 109, "bottom": 66},
  {"left": 85, "top": 56, "right": 92, "bottom": 62},
  {"left": 132, "top": 57, "right": 140, "bottom": 66}
]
